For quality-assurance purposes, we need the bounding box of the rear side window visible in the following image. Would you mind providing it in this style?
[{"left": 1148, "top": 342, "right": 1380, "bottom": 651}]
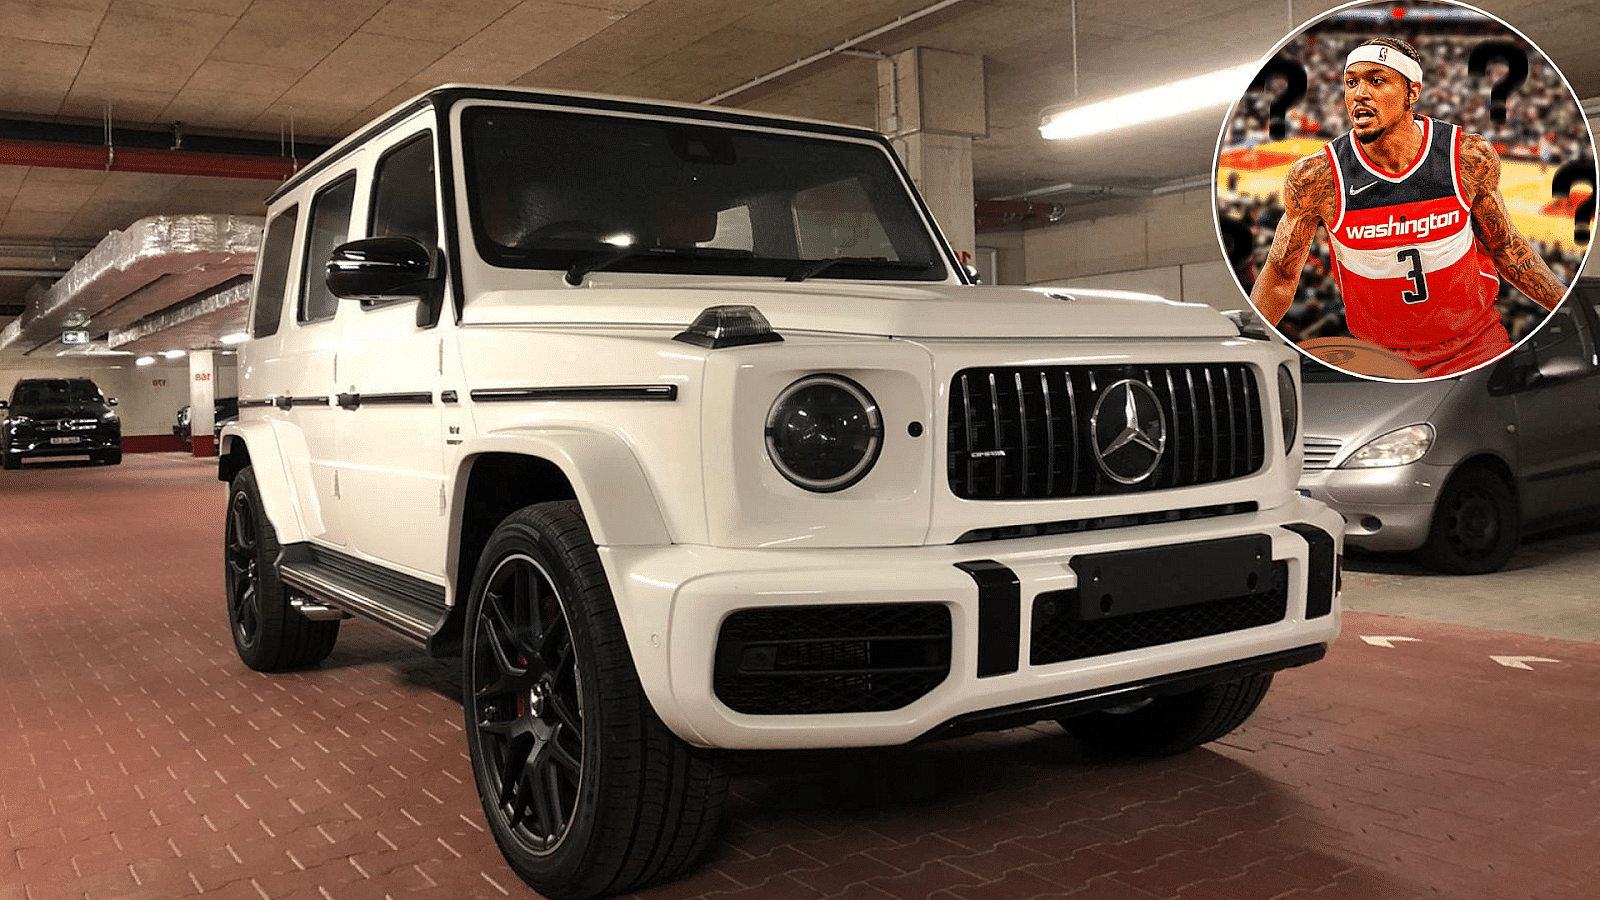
[
  {"left": 299, "top": 173, "right": 357, "bottom": 323},
  {"left": 251, "top": 207, "right": 299, "bottom": 338}
]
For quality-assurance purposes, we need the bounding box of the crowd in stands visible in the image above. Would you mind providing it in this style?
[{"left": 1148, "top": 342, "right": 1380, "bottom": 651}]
[{"left": 1220, "top": 19, "right": 1593, "bottom": 345}]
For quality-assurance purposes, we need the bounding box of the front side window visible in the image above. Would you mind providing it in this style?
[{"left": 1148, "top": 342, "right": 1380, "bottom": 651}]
[
  {"left": 299, "top": 173, "right": 357, "bottom": 323},
  {"left": 371, "top": 133, "right": 437, "bottom": 247},
  {"left": 461, "top": 106, "right": 946, "bottom": 282}
]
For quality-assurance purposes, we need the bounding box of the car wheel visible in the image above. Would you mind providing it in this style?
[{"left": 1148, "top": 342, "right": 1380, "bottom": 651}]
[
  {"left": 103, "top": 448, "right": 122, "bottom": 465},
  {"left": 1417, "top": 466, "right": 1518, "bottom": 575},
  {"left": 463, "top": 501, "right": 726, "bottom": 900},
  {"left": 1059, "top": 673, "right": 1273, "bottom": 757},
  {"left": 1, "top": 446, "right": 17, "bottom": 470},
  {"left": 225, "top": 467, "right": 339, "bottom": 670}
]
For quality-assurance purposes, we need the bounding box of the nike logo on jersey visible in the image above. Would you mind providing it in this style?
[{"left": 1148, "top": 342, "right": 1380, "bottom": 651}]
[{"left": 1349, "top": 182, "right": 1378, "bottom": 195}]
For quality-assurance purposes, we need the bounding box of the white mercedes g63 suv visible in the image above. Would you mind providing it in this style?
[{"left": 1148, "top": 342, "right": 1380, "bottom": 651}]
[{"left": 220, "top": 85, "right": 1341, "bottom": 900}]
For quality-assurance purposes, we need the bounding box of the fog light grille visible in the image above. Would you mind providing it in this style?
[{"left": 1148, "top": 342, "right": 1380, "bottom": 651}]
[{"left": 714, "top": 603, "right": 951, "bottom": 715}]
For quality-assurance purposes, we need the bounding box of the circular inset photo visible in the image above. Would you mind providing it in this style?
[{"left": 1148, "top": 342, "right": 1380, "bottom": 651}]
[{"left": 1215, "top": 0, "right": 1596, "bottom": 381}]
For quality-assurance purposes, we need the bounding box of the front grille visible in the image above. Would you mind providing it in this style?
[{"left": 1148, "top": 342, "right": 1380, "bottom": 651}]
[
  {"left": 713, "top": 603, "right": 951, "bottom": 715},
  {"left": 948, "top": 364, "right": 1265, "bottom": 500},
  {"left": 1301, "top": 435, "right": 1342, "bottom": 471},
  {"left": 1029, "top": 561, "right": 1288, "bottom": 665}
]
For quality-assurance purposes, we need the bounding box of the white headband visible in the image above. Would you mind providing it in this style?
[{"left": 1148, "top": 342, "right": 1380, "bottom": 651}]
[{"left": 1346, "top": 44, "right": 1423, "bottom": 84}]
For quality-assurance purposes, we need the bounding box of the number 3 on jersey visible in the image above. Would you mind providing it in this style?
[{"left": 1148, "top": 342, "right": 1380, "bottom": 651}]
[{"left": 1397, "top": 247, "right": 1428, "bottom": 304}]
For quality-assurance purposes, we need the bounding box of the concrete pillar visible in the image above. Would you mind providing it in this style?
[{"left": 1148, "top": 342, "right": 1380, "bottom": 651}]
[
  {"left": 878, "top": 47, "right": 986, "bottom": 265},
  {"left": 188, "top": 349, "right": 216, "bottom": 457}
]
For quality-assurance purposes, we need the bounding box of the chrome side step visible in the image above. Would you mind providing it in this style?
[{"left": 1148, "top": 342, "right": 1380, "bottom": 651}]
[{"left": 280, "top": 562, "right": 437, "bottom": 644}]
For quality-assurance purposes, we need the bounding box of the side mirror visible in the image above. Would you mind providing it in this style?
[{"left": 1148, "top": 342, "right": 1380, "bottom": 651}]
[
  {"left": 0, "top": 400, "right": 8, "bottom": 409},
  {"left": 327, "top": 237, "right": 441, "bottom": 302},
  {"left": 108, "top": 398, "right": 118, "bottom": 407},
  {"left": 1534, "top": 354, "right": 1587, "bottom": 384}
]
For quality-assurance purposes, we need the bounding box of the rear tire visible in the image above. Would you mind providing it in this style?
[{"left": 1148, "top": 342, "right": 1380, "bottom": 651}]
[
  {"left": 1059, "top": 673, "right": 1273, "bottom": 757},
  {"left": 1, "top": 447, "right": 17, "bottom": 469},
  {"left": 1417, "top": 466, "right": 1518, "bottom": 575},
  {"left": 463, "top": 501, "right": 726, "bottom": 900},
  {"left": 225, "top": 467, "right": 339, "bottom": 670}
]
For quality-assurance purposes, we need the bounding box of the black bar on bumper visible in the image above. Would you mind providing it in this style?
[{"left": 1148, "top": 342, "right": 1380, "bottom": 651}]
[
  {"left": 1285, "top": 523, "right": 1338, "bottom": 619},
  {"left": 955, "top": 560, "right": 1020, "bottom": 678},
  {"left": 916, "top": 642, "right": 1327, "bottom": 742}
]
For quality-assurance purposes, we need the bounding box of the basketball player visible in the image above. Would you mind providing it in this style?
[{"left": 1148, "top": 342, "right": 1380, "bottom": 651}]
[{"left": 1249, "top": 38, "right": 1566, "bottom": 377}]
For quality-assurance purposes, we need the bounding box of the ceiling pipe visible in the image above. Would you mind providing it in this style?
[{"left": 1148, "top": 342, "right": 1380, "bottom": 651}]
[
  {"left": 704, "top": 0, "right": 973, "bottom": 104},
  {"left": 0, "top": 118, "right": 329, "bottom": 181},
  {"left": 0, "top": 138, "right": 303, "bottom": 181}
]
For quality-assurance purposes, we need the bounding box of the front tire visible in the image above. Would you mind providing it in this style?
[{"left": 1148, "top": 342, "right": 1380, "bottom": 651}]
[
  {"left": 463, "top": 501, "right": 726, "bottom": 900},
  {"left": 1059, "top": 673, "right": 1274, "bottom": 757},
  {"left": 225, "top": 467, "right": 338, "bottom": 670},
  {"left": 1417, "top": 466, "right": 1518, "bottom": 575}
]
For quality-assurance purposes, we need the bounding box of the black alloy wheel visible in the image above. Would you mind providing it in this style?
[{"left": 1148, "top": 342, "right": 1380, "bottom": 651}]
[
  {"left": 224, "top": 467, "right": 338, "bottom": 670},
  {"left": 468, "top": 547, "right": 585, "bottom": 854},
  {"left": 463, "top": 501, "right": 726, "bottom": 900}
]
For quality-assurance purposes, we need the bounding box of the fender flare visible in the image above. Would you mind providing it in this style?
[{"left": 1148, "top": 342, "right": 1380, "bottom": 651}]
[
  {"left": 219, "top": 421, "right": 312, "bottom": 546},
  {"left": 457, "top": 426, "right": 674, "bottom": 547}
]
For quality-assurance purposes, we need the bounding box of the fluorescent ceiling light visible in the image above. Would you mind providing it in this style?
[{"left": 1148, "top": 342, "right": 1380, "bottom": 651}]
[
  {"left": 161, "top": 349, "right": 186, "bottom": 359},
  {"left": 219, "top": 332, "right": 248, "bottom": 345},
  {"left": 1040, "top": 63, "right": 1258, "bottom": 140},
  {"left": 135, "top": 355, "right": 155, "bottom": 367}
]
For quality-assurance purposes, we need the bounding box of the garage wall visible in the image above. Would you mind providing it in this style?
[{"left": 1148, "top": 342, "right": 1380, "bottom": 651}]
[{"left": 979, "top": 187, "right": 1251, "bottom": 312}]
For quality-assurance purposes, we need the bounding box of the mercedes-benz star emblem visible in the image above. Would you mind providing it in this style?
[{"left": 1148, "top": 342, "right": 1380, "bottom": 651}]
[{"left": 1090, "top": 379, "right": 1167, "bottom": 484}]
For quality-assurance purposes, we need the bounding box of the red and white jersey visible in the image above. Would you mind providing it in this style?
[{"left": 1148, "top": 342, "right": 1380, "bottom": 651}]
[{"left": 1324, "top": 115, "right": 1505, "bottom": 364}]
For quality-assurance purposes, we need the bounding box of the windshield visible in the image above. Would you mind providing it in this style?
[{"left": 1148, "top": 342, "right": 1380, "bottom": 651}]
[
  {"left": 11, "top": 380, "right": 105, "bottom": 407},
  {"left": 461, "top": 105, "right": 947, "bottom": 282}
]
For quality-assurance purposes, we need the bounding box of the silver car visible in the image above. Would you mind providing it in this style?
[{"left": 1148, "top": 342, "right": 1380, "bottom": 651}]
[{"left": 1298, "top": 277, "right": 1600, "bottom": 574}]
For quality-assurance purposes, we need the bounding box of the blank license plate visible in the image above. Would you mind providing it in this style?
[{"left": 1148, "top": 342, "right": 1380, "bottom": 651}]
[
  {"left": 1070, "top": 534, "right": 1276, "bottom": 620},
  {"left": 50, "top": 436, "right": 81, "bottom": 445}
]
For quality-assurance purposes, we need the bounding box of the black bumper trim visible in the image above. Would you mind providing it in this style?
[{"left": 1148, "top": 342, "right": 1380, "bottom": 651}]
[
  {"left": 916, "top": 643, "right": 1327, "bottom": 742},
  {"left": 955, "top": 560, "right": 1020, "bottom": 678},
  {"left": 1285, "top": 523, "right": 1338, "bottom": 619}
]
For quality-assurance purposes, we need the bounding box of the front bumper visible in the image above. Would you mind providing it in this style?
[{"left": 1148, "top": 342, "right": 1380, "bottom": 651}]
[
  {"left": 5, "top": 429, "right": 120, "bottom": 461},
  {"left": 602, "top": 495, "right": 1342, "bottom": 750},
  {"left": 1298, "top": 462, "right": 1452, "bottom": 552}
]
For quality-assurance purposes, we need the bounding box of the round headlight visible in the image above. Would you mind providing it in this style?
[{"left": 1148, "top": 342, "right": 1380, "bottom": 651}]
[
  {"left": 765, "top": 375, "right": 883, "bottom": 492},
  {"left": 1277, "top": 363, "right": 1298, "bottom": 452}
]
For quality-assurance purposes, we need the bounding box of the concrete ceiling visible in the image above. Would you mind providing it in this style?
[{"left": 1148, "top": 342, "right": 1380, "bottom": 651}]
[{"left": 1, "top": 0, "right": 1596, "bottom": 365}]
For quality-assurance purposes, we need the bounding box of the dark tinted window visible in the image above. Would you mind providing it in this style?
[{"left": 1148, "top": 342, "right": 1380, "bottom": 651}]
[
  {"left": 462, "top": 107, "right": 945, "bottom": 282},
  {"left": 371, "top": 133, "right": 437, "bottom": 247},
  {"left": 252, "top": 206, "right": 298, "bottom": 338},
  {"left": 299, "top": 173, "right": 357, "bottom": 323},
  {"left": 10, "top": 379, "right": 105, "bottom": 407}
]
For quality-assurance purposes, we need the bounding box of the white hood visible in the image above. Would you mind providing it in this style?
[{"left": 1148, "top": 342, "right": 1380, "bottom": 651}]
[{"left": 462, "top": 281, "right": 1238, "bottom": 341}]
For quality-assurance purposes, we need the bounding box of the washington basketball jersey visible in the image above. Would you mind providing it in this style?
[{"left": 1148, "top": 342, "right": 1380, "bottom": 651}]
[{"left": 1324, "top": 115, "right": 1507, "bottom": 371}]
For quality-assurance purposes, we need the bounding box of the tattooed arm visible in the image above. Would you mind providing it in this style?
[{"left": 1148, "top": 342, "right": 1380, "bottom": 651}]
[
  {"left": 1249, "top": 153, "right": 1336, "bottom": 325},
  {"left": 1461, "top": 133, "right": 1565, "bottom": 311}
]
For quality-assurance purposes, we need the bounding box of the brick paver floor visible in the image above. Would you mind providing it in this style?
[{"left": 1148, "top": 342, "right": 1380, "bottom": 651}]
[{"left": 2, "top": 454, "right": 1596, "bottom": 900}]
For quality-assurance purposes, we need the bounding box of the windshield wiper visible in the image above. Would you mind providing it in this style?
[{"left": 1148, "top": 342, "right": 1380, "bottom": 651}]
[
  {"left": 786, "top": 256, "right": 935, "bottom": 282},
  {"left": 565, "top": 246, "right": 754, "bottom": 286}
]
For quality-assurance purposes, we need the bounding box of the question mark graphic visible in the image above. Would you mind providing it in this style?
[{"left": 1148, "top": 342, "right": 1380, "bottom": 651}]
[
  {"left": 1467, "top": 41, "right": 1529, "bottom": 126},
  {"left": 1552, "top": 156, "right": 1597, "bottom": 245},
  {"left": 1249, "top": 56, "right": 1307, "bottom": 141}
]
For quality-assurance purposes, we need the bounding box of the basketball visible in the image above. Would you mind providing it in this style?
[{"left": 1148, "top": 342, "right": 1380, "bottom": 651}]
[{"left": 1297, "top": 337, "right": 1423, "bottom": 380}]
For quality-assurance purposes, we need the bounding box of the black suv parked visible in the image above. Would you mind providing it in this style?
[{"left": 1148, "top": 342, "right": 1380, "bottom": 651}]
[{"left": 1, "top": 378, "right": 122, "bottom": 468}]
